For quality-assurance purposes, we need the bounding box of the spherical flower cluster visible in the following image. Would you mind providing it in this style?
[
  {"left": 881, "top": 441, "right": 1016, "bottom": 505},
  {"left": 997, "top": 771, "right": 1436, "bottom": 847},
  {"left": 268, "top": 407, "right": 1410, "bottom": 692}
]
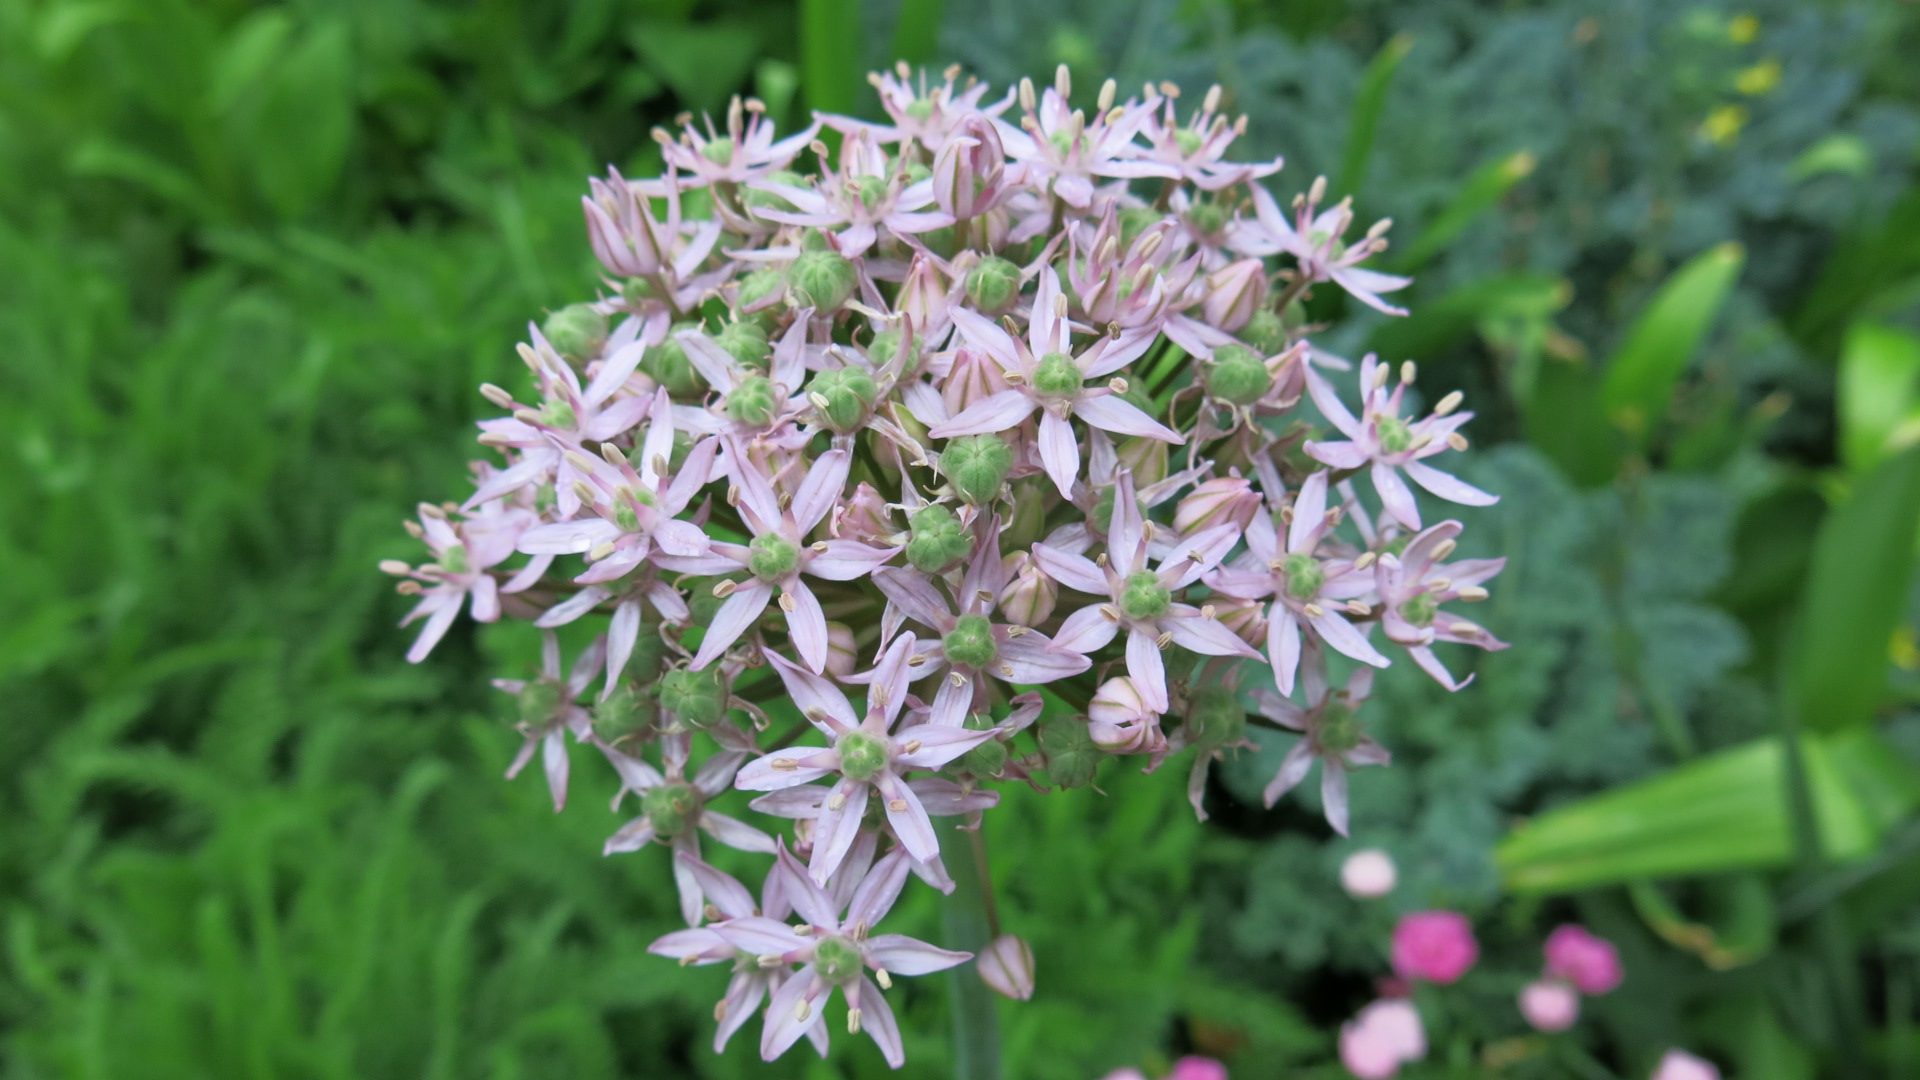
[
  {"left": 389, "top": 63, "right": 1507, "bottom": 1067},
  {"left": 1391, "top": 910, "right": 1480, "bottom": 985},
  {"left": 1520, "top": 923, "right": 1624, "bottom": 1033}
]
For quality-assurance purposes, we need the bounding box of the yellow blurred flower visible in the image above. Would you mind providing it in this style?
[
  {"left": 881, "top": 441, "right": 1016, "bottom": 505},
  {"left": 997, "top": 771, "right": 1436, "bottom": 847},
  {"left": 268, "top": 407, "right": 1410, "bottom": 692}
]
[
  {"left": 1699, "top": 105, "right": 1749, "bottom": 146},
  {"left": 1728, "top": 14, "right": 1760, "bottom": 43},
  {"left": 1735, "top": 58, "right": 1781, "bottom": 96}
]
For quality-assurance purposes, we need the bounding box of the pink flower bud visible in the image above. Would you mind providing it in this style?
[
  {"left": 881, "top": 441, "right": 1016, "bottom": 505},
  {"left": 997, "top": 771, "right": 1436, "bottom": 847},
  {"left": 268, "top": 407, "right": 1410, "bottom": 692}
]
[
  {"left": 898, "top": 255, "right": 950, "bottom": 336},
  {"left": 1339, "top": 999, "right": 1425, "bottom": 1079},
  {"left": 933, "top": 119, "right": 1007, "bottom": 220},
  {"left": 582, "top": 173, "right": 665, "bottom": 277},
  {"left": 1211, "top": 595, "right": 1265, "bottom": 647},
  {"left": 1339, "top": 848, "right": 1397, "bottom": 898},
  {"left": 1543, "top": 924, "right": 1623, "bottom": 995},
  {"left": 1167, "top": 1057, "right": 1228, "bottom": 1080},
  {"left": 998, "top": 553, "right": 1058, "bottom": 625},
  {"left": 831, "top": 482, "right": 898, "bottom": 544},
  {"left": 1174, "top": 476, "right": 1262, "bottom": 536},
  {"left": 1391, "top": 911, "right": 1478, "bottom": 984},
  {"left": 825, "top": 622, "right": 857, "bottom": 678},
  {"left": 1202, "top": 258, "right": 1269, "bottom": 332},
  {"left": 1519, "top": 979, "right": 1580, "bottom": 1032},
  {"left": 943, "top": 345, "right": 1011, "bottom": 416},
  {"left": 976, "top": 933, "right": 1035, "bottom": 1000},
  {"left": 1651, "top": 1051, "right": 1721, "bottom": 1080},
  {"left": 1088, "top": 677, "right": 1166, "bottom": 754}
]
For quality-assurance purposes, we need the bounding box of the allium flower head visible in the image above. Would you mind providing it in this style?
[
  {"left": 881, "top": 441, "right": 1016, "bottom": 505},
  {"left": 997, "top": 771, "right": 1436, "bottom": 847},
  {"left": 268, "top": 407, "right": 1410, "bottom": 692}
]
[{"left": 1391, "top": 911, "right": 1479, "bottom": 984}]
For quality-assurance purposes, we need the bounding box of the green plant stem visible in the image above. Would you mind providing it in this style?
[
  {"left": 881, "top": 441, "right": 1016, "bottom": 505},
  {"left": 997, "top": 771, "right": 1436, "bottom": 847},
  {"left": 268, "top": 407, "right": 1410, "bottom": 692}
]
[{"left": 938, "top": 817, "right": 1000, "bottom": 1080}]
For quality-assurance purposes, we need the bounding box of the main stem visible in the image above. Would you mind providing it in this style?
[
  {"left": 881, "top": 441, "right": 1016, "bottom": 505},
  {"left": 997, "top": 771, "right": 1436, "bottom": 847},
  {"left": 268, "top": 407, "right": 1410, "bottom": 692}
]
[{"left": 938, "top": 817, "right": 1001, "bottom": 1080}]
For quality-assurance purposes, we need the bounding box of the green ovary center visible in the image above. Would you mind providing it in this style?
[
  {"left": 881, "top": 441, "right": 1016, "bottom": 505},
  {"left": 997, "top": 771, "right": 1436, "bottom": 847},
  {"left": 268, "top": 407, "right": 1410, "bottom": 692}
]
[
  {"left": 701, "top": 137, "right": 735, "bottom": 166},
  {"left": 1318, "top": 702, "right": 1361, "bottom": 754},
  {"left": 1281, "top": 553, "right": 1324, "bottom": 601},
  {"left": 813, "top": 935, "right": 864, "bottom": 982},
  {"left": 836, "top": 730, "right": 889, "bottom": 783},
  {"left": 1119, "top": 570, "right": 1171, "bottom": 621},
  {"left": 726, "top": 375, "right": 778, "bottom": 427},
  {"left": 642, "top": 781, "right": 699, "bottom": 837},
  {"left": 1376, "top": 415, "right": 1414, "bottom": 455},
  {"left": 943, "top": 614, "right": 1000, "bottom": 670},
  {"left": 1400, "top": 591, "right": 1438, "bottom": 627},
  {"left": 856, "top": 175, "right": 888, "bottom": 207},
  {"left": 1174, "top": 128, "right": 1205, "bottom": 157},
  {"left": 747, "top": 533, "right": 800, "bottom": 582},
  {"left": 1031, "top": 352, "right": 1083, "bottom": 398}
]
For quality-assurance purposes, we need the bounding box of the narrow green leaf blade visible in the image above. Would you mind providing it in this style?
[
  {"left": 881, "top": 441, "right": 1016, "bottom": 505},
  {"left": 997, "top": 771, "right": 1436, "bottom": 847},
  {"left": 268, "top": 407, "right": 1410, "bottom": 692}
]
[
  {"left": 1837, "top": 322, "right": 1920, "bottom": 472},
  {"left": 1790, "top": 444, "right": 1920, "bottom": 731},
  {"left": 892, "top": 0, "right": 944, "bottom": 66},
  {"left": 1334, "top": 33, "right": 1412, "bottom": 202},
  {"left": 1599, "top": 241, "right": 1745, "bottom": 443},
  {"left": 801, "top": 0, "right": 862, "bottom": 116},
  {"left": 1391, "top": 150, "right": 1536, "bottom": 272}
]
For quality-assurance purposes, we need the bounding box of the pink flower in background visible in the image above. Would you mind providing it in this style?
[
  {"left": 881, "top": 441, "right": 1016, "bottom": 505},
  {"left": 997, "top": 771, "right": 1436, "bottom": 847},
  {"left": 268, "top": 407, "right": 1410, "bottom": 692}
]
[
  {"left": 1544, "top": 924, "right": 1624, "bottom": 995},
  {"left": 1391, "top": 911, "right": 1478, "bottom": 984},
  {"left": 1651, "top": 1051, "right": 1721, "bottom": 1080},
  {"left": 1340, "top": 998, "right": 1425, "bottom": 1079},
  {"left": 1519, "top": 979, "right": 1580, "bottom": 1032},
  {"left": 1167, "top": 1057, "right": 1229, "bottom": 1080}
]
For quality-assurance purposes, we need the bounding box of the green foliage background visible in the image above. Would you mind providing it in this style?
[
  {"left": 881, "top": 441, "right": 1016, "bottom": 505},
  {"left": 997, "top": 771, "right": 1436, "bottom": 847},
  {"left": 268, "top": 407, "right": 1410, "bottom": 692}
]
[{"left": 5, "top": 0, "right": 1920, "bottom": 1077}]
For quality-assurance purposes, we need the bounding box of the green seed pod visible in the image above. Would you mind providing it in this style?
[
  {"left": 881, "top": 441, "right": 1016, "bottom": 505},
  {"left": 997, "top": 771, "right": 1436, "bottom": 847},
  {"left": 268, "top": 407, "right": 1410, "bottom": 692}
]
[
  {"left": 1400, "top": 591, "right": 1438, "bottom": 627},
  {"left": 965, "top": 255, "right": 1022, "bottom": 314},
  {"left": 1184, "top": 686, "right": 1246, "bottom": 750},
  {"left": 439, "top": 545, "right": 469, "bottom": 575},
  {"left": 735, "top": 267, "right": 788, "bottom": 320},
  {"left": 543, "top": 303, "right": 608, "bottom": 363},
  {"left": 1375, "top": 415, "right": 1414, "bottom": 455},
  {"left": 807, "top": 367, "right": 880, "bottom": 434},
  {"left": 813, "top": 935, "right": 864, "bottom": 982},
  {"left": 593, "top": 682, "right": 652, "bottom": 743},
  {"left": 790, "top": 250, "right": 858, "bottom": 312},
  {"left": 1204, "top": 344, "right": 1273, "bottom": 405},
  {"left": 747, "top": 533, "right": 801, "bottom": 581},
  {"left": 1319, "top": 701, "right": 1363, "bottom": 754},
  {"left": 905, "top": 503, "right": 972, "bottom": 573},
  {"left": 1118, "top": 206, "right": 1161, "bottom": 249},
  {"left": 942, "top": 434, "right": 1015, "bottom": 505},
  {"left": 1031, "top": 352, "right": 1084, "bottom": 398},
  {"left": 1281, "top": 553, "right": 1325, "bottom": 601},
  {"left": 1184, "top": 198, "right": 1228, "bottom": 237},
  {"left": 957, "top": 735, "right": 1009, "bottom": 779},
  {"left": 1119, "top": 570, "right": 1172, "bottom": 620},
  {"left": 642, "top": 324, "right": 707, "bottom": 398},
  {"left": 726, "top": 374, "right": 780, "bottom": 428},
  {"left": 642, "top": 780, "right": 700, "bottom": 837},
  {"left": 1173, "top": 128, "right": 1205, "bottom": 157},
  {"left": 1241, "top": 308, "right": 1288, "bottom": 356},
  {"left": 714, "top": 320, "right": 771, "bottom": 370},
  {"left": 1038, "top": 715, "right": 1102, "bottom": 789},
  {"left": 700, "top": 137, "right": 736, "bottom": 166},
  {"left": 622, "top": 277, "right": 658, "bottom": 307},
  {"left": 516, "top": 680, "right": 564, "bottom": 725},
  {"left": 855, "top": 175, "right": 888, "bottom": 207},
  {"left": 943, "top": 613, "right": 1000, "bottom": 671},
  {"left": 659, "top": 667, "right": 727, "bottom": 728},
  {"left": 837, "top": 730, "right": 889, "bottom": 782}
]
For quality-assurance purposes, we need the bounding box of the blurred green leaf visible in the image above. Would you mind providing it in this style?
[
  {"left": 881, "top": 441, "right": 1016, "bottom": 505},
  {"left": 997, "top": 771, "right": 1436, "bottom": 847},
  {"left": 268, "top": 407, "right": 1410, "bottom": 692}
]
[
  {"left": 1366, "top": 271, "right": 1566, "bottom": 360},
  {"left": 801, "top": 0, "right": 861, "bottom": 116},
  {"left": 244, "top": 20, "right": 353, "bottom": 219},
  {"left": 628, "top": 21, "right": 762, "bottom": 116},
  {"left": 1837, "top": 322, "right": 1920, "bottom": 473},
  {"left": 1789, "top": 133, "right": 1873, "bottom": 182},
  {"left": 1335, "top": 32, "right": 1411, "bottom": 202},
  {"left": 1791, "top": 444, "right": 1920, "bottom": 732},
  {"left": 1794, "top": 188, "right": 1920, "bottom": 354},
  {"left": 1524, "top": 353, "right": 1622, "bottom": 488},
  {"left": 893, "top": 0, "right": 945, "bottom": 66},
  {"left": 1600, "top": 241, "right": 1745, "bottom": 445},
  {"left": 1496, "top": 731, "right": 1920, "bottom": 893},
  {"left": 1392, "top": 150, "right": 1536, "bottom": 272}
]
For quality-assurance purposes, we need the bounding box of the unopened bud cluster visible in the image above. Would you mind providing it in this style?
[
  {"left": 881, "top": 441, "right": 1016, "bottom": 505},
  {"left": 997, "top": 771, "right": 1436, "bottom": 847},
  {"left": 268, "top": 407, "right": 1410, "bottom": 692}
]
[{"left": 389, "top": 63, "right": 1507, "bottom": 1068}]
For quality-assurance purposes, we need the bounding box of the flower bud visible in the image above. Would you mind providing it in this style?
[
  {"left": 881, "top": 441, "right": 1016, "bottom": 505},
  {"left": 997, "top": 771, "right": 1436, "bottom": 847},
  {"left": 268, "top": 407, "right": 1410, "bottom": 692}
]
[
  {"left": 594, "top": 683, "right": 652, "bottom": 742},
  {"left": 1340, "top": 848, "right": 1398, "bottom": 898},
  {"left": 714, "top": 320, "right": 771, "bottom": 370},
  {"left": 1518, "top": 979, "right": 1580, "bottom": 1033},
  {"left": 807, "top": 367, "right": 880, "bottom": 433},
  {"left": 934, "top": 119, "right": 1006, "bottom": 220},
  {"left": 997, "top": 553, "right": 1058, "bottom": 625},
  {"left": 659, "top": 667, "right": 726, "bottom": 728},
  {"left": 542, "top": 303, "right": 608, "bottom": 364},
  {"left": 1391, "top": 911, "right": 1478, "bottom": 984},
  {"left": 833, "top": 482, "right": 898, "bottom": 544},
  {"left": 1115, "top": 432, "right": 1169, "bottom": 488},
  {"left": 1002, "top": 478, "right": 1050, "bottom": 547},
  {"left": 1202, "top": 258, "right": 1268, "bottom": 332},
  {"left": 1340, "top": 999, "right": 1426, "bottom": 1080},
  {"left": 1543, "top": 925, "right": 1623, "bottom": 995},
  {"left": 942, "top": 434, "right": 1014, "bottom": 504},
  {"left": 582, "top": 176, "right": 664, "bottom": 277},
  {"left": 1211, "top": 595, "right": 1265, "bottom": 647},
  {"left": 1202, "top": 344, "right": 1273, "bottom": 405},
  {"left": 976, "top": 934, "right": 1035, "bottom": 1000},
  {"left": 905, "top": 504, "right": 972, "bottom": 573},
  {"left": 943, "top": 346, "right": 1011, "bottom": 416},
  {"left": 1651, "top": 1051, "right": 1722, "bottom": 1080},
  {"left": 790, "top": 249, "right": 857, "bottom": 312},
  {"left": 642, "top": 325, "right": 707, "bottom": 398},
  {"left": 899, "top": 256, "right": 950, "bottom": 333},
  {"left": 965, "top": 255, "right": 1022, "bottom": 315},
  {"left": 1088, "top": 677, "right": 1166, "bottom": 754},
  {"left": 1174, "top": 476, "right": 1261, "bottom": 536},
  {"left": 825, "top": 622, "right": 858, "bottom": 678},
  {"left": 1037, "top": 715, "right": 1102, "bottom": 789}
]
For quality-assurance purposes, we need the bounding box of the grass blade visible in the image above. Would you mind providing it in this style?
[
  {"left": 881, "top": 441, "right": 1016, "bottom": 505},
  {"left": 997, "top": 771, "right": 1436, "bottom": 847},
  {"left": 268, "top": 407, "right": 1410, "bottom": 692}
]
[
  {"left": 1600, "top": 241, "right": 1745, "bottom": 445},
  {"left": 1334, "top": 33, "right": 1412, "bottom": 202}
]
